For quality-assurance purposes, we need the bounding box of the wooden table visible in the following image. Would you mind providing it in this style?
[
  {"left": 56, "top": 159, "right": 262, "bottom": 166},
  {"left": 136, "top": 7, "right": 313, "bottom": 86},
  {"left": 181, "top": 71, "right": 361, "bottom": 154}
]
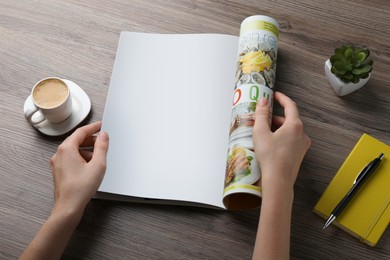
[{"left": 1, "top": 1, "right": 389, "bottom": 259}]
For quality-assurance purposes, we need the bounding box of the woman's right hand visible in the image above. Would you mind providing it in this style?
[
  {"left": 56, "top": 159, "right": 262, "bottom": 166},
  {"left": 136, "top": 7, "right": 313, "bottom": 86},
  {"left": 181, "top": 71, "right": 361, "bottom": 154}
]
[{"left": 252, "top": 91, "right": 311, "bottom": 192}]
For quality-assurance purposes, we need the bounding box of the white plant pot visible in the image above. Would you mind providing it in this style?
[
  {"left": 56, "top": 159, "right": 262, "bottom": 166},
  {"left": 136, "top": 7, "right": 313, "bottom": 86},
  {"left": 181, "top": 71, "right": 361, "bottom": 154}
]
[{"left": 324, "top": 59, "right": 370, "bottom": 96}]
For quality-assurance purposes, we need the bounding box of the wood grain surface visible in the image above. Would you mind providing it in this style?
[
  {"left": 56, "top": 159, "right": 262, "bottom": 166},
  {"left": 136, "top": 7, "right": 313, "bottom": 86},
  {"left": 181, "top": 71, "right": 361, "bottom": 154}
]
[{"left": 1, "top": 0, "right": 389, "bottom": 259}]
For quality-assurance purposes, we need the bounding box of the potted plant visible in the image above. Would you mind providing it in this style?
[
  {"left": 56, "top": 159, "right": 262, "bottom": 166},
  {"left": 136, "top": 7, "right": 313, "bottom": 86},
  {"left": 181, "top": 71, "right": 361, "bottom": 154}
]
[{"left": 324, "top": 45, "right": 373, "bottom": 96}]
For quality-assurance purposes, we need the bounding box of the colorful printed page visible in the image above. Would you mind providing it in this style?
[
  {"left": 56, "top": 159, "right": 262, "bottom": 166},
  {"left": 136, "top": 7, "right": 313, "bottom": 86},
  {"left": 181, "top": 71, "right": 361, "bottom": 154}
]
[
  {"left": 99, "top": 32, "right": 239, "bottom": 208},
  {"left": 314, "top": 134, "right": 390, "bottom": 246},
  {"left": 223, "top": 15, "right": 279, "bottom": 209}
]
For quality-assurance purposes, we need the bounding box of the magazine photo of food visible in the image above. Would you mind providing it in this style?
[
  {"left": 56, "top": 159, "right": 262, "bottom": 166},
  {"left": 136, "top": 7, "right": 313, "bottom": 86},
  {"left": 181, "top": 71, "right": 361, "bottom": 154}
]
[{"left": 223, "top": 15, "right": 279, "bottom": 209}]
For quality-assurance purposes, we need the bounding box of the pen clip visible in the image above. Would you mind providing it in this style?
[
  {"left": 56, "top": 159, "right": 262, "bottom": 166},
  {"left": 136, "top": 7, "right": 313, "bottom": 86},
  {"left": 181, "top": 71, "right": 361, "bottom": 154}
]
[
  {"left": 353, "top": 153, "right": 384, "bottom": 185},
  {"left": 353, "top": 162, "right": 371, "bottom": 185}
]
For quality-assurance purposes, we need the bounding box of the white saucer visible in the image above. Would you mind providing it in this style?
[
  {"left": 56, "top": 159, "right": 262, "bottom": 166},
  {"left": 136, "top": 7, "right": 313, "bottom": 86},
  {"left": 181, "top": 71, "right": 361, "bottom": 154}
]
[{"left": 24, "top": 79, "right": 91, "bottom": 136}]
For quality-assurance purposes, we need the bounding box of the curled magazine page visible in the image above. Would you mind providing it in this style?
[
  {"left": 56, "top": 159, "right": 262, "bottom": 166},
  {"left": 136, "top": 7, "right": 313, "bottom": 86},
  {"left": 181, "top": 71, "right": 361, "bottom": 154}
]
[
  {"left": 100, "top": 32, "right": 238, "bottom": 208},
  {"left": 223, "top": 15, "right": 279, "bottom": 210}
]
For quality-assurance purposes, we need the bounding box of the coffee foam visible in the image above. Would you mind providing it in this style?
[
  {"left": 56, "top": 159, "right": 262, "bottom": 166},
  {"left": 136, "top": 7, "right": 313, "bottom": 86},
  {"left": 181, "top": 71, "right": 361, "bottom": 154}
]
[{"left": 33, "top": 79, "right": 68, "bottom": 109}]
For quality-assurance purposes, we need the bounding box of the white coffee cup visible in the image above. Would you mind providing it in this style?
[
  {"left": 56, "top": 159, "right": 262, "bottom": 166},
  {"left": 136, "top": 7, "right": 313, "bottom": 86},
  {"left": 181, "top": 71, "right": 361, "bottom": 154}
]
[{"left": 24, "top": 77, "right": 73, "bottom": 125}]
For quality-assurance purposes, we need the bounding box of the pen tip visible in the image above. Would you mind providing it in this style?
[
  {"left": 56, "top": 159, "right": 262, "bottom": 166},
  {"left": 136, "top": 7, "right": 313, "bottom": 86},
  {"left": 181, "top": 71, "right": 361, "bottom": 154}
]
[
  {"left": 323, "top": 215, "right": 336, "bottom": 230},
  {"left": 323, "top": 222, "right": 330, "bottom": 229}
]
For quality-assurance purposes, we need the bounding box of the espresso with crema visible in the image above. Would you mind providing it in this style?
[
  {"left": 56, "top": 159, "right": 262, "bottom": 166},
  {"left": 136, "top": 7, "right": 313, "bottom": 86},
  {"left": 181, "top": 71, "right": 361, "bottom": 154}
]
[{"left": 33, "top": 79, "right": 68, "bottom": 108}]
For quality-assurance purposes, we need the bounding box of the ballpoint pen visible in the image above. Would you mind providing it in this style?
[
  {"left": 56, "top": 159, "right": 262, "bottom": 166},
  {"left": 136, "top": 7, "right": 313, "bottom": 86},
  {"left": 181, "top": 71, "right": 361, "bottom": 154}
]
[{"left": 323, "top": 153, "right": 385, "bottom": 229}]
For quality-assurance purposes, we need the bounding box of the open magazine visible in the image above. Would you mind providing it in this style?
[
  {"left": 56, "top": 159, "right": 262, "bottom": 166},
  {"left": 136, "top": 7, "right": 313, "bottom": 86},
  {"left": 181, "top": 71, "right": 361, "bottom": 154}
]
[{"left": 98, "top": 15, "right": 279, "bottom": 210}]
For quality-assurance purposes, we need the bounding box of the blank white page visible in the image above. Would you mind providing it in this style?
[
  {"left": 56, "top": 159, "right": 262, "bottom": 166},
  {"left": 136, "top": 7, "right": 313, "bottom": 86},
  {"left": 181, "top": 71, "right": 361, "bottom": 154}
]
[{"left": 100, "top": 32, "right": 238, "bottom": 208}]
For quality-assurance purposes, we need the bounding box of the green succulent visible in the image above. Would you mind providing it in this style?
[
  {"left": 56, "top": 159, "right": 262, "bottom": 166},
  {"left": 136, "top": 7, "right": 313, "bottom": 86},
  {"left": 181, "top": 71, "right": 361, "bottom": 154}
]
[{"left": 330, "top": 45, "right": 373, "bottom": 84}]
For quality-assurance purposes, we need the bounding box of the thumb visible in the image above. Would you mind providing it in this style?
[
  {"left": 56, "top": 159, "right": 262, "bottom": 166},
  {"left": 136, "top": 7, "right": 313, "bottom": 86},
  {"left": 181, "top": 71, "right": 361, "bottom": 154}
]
[
  {"left": 253, "top": 98, "right": 272, "bottom": 136},
  {"left": 91, "top": 131, "right": 109, "bottom": 169}
]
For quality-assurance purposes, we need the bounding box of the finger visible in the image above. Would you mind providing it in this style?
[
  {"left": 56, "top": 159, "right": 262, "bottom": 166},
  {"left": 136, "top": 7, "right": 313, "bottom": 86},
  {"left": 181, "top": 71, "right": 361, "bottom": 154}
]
[
  {"left": 79, "top": 150, "right": 93, "bottom": 162},
  {"left": 272, "top": 115, "right": 285, "bottom": 129},
  {"left": 253, "top": 98, "right": 271, "bottom": 135},
  {"left": 90, "top": 131, "right": 109, "bottom": 170},
  {"left": 64, "top": 121, "right": 102, "bottom": 147},
  {"left": 80, "top": 135, "right": 97, "bottom": 148},
  {"left": 274, "top": 92, "right": 300, "bottom": 120}
]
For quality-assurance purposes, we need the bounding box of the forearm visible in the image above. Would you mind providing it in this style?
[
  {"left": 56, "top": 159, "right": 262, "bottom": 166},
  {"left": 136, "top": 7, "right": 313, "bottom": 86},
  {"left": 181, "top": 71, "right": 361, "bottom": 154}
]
[
  {"left": 20, "top": 206, "right": 83, "bottom": 260},
  {"left": 253, "top": 183, "right": 294, "bottom": 260}
]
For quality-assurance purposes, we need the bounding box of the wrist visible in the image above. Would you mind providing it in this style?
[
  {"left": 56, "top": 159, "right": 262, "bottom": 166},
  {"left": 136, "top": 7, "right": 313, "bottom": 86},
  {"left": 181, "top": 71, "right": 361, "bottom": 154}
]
[
  {"left": 260, "top": 166, "right": 299, "bottom": 192},
  {"left": 261, "top": 173, "right": 295, "bottom": 207},
  {"left": 51, "top": 202, "right": 85, "bottom": 227},
  {"left": 20, "top": 202, "right": 84, "bottom": 260},
  {"left": 262, "top": 183, "right": 294, "bottom": 203}
]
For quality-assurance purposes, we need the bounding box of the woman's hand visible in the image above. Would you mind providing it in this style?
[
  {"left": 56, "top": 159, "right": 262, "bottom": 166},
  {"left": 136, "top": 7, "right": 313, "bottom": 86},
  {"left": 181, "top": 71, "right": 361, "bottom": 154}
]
[
  {"left": 50, "top": 121, "right": 109, "bottom": 216},
  {"left": 253, "top": 91, "right": 311, "bottom": 192},
  {"left": 252, "top": 92, "right": 311, "bottom": 260},
  {"left": 20, "top": 121, "right": 109, "bottom": 260}
]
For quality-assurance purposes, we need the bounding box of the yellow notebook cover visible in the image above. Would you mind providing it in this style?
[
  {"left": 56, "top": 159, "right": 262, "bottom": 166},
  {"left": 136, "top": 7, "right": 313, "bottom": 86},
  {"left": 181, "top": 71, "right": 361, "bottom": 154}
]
[{"left": 313, "top": 134, "right": 390, "bottom": 246}]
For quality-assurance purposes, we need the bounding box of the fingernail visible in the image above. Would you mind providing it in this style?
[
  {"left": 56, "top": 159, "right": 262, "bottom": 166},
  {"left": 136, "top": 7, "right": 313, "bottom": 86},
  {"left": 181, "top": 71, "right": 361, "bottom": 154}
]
[
  {"left": 99, "top": 132, "right": 109, "bottom": 142},
  {"left": 258, "top": 98, "right": 269, "bottom": 106}
]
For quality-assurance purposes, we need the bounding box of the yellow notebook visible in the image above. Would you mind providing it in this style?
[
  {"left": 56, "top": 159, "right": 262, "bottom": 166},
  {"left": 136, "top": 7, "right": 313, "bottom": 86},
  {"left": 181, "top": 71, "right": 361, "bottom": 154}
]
[{"left": 313, "top": 134, "right": 390, "bottom": 246}]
